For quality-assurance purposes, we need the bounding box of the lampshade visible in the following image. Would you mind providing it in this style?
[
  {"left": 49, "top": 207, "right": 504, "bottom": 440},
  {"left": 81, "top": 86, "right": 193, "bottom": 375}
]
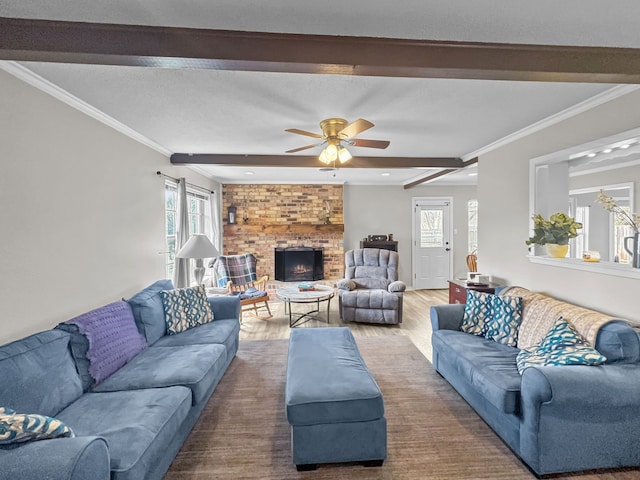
[
  {"left": 175, "top": 234, "right": 219, "bottom": 259},
  {"left": 338, "top": 146, "right": 352, "bottom": 163}
]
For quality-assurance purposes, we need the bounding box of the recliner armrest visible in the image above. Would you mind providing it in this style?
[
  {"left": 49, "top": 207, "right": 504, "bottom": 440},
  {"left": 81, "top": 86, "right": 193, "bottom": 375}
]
[
  {"left": 388, "top": 281, "right": 406, "bottom": 293},
  {"left": 336, "top": 279, "right": 356, "bottom": 291}
]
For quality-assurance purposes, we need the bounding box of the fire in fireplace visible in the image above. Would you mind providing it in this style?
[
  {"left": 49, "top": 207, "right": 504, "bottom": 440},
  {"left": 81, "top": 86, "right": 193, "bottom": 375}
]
[{"left": 274, "top": 247, "right": 324, "bottom": 282}]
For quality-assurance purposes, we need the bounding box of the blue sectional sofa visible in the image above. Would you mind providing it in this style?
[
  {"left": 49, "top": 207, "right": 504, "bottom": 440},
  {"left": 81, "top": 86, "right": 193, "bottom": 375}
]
[
  {"left": 431, "top": 286, "right": 640, "bottom": 477},
  {"left": 0, "top": 279, "right": 240, "bottom": 480}
]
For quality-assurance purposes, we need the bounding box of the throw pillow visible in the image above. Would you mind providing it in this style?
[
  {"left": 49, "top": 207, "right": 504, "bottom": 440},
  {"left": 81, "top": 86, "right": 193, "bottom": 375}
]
[
  {"left": 56, "top": 301, "right": 147, "bottom": 388},
  {"left": 460, "top": 290, "right": 492, "bottom": 336},
  {"left": 516, "top": 316, "right": 607, "bottom": 374},
  {"left": 161, "top": 285, "right": 214, "bottom": 335},
  {"left": 484, "top": 295, "right": 524, "bottom": 347},
  {"left": 0, "top": 407, "right": 74, "bottom": 445}
]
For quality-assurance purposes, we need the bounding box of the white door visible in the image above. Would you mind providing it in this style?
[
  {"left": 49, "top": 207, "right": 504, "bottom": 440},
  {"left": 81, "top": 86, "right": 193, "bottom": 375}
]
[{"left": 412, "top": 198, "right": 452, "bottom": 289}]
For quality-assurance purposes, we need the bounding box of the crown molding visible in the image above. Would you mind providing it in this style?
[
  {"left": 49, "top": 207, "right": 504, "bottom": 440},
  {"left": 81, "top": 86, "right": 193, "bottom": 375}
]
[
  {"left": 462, "top": 85, "right": 640, "bottom": 161},
  {"left": 0, "top": 60, "right": 172, "bottom": 157}
]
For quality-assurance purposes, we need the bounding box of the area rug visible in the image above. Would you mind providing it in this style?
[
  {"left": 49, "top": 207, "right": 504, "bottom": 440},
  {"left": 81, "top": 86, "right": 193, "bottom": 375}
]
[{"left": 164, "top": 335, "right": 638, "bottom": 480}]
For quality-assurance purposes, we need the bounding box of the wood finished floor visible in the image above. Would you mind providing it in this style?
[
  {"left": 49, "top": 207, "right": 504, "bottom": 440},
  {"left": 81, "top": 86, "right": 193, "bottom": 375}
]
[{"left": 238, "top": 284, "right": 448, "bottom": 362}]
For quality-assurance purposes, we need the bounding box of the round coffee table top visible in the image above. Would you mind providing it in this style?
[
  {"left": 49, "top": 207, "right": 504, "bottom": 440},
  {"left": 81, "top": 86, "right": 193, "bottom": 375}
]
[{"left": 276, "top": 284, "right": 335, "bottom": 302}]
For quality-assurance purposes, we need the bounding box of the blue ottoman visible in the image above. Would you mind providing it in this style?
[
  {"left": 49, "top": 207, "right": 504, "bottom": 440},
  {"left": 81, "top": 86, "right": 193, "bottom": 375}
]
[{"left": 285, "top": 327, "right": 387, "bottom": 471}]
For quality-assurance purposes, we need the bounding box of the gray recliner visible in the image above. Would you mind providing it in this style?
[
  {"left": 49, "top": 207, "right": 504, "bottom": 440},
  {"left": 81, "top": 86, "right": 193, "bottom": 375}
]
[{"left": 337, "top": 248, "right": 406, "bottom": 324}]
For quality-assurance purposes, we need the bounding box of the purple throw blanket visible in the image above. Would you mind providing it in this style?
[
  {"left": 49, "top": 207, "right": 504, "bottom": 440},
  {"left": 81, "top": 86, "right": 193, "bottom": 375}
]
[{"left": 67, "top": 300, "right": 147, "bottom": 385}]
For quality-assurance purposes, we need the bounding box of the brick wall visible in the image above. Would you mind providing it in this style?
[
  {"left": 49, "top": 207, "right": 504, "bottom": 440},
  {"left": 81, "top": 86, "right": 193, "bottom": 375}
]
[{"left": 222, "top": 184, "right": 344, "bottom": 280}]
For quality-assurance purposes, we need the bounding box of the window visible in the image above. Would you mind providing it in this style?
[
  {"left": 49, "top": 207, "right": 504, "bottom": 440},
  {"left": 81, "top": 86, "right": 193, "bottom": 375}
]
[
  {"left": 467, "top": 199, "right": 478, "bottom": 253},
  {"left": 164, "top": 181, "right": 210, "bottom": 279}
]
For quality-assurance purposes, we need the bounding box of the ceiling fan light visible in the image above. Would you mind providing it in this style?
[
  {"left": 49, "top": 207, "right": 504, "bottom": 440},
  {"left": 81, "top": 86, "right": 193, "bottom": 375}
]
[
  {"left": 326, "top": 144, "right": 338, "bottom": 161},
  {"left": 319, "top": 149, "right": 332, "bottom": 164},
  {"left": 338, "top": 146, "right": 352, "bottom": 163}
]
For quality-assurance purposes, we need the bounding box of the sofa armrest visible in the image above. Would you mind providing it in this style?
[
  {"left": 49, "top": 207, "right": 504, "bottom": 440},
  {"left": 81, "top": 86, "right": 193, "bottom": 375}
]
[
  {"left": 0, "top": 436, "right": 110, "bottom": 480},
  {"left": 520, "top": 364, "right": 640, "bottom": 475},
  {"left": 207, "top": 295, "right": 241, "bottom": 321},
  {"left": 430, "top": 304, "right": 465, "bottom": 331}
]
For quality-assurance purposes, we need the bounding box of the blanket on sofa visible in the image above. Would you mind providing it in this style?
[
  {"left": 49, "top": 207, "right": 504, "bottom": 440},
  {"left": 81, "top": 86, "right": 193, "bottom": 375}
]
[{"left": 499, "top": 286, "right": 614, "bottom": 348}]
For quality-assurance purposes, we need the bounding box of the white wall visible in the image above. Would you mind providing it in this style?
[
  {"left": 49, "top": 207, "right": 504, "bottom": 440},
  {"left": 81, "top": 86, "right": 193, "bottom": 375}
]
[
  {"left": 343, "top": 184, "right": 477, "bottom": 285},
  {"left": 0, "top": 70, "right": 219, "bottom": 345},
  {"left": 479, "top": 88, "right": 640, "bottom": 322}
]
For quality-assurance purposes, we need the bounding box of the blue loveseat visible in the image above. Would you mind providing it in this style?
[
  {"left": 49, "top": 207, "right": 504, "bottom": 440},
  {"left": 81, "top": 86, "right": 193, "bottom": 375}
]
[
  {"left": 431, "top": 286, "right": 640, "bottom": 477},
  {"left": 0, "top": 279, "right": 240, "bottom": 480}
]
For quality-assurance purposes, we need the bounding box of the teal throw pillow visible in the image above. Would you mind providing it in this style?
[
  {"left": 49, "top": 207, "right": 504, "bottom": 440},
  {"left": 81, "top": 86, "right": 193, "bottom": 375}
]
[
  {"left": 161, "top": 285, "right": 214, "bottom": 335},
  {"left": 460, "top": 290, "right": 492, "bottom": 336},
  {"left": 484, "top": 295, "right": 523, "bottom": 347},
  {"left": 516, "top": 316, "right": 607, "bottom": 374},
  {"left": 0, "top": 407, "right": 74, "bottom": 445}
]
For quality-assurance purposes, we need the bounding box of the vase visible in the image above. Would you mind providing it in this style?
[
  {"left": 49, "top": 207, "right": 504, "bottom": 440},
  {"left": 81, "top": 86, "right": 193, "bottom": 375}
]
[
  {"left": 546, "top": 243, "right": 569, "bottom": 258},
  {"left": 623, "top": 233, "right": 640, "bottom": 268}
]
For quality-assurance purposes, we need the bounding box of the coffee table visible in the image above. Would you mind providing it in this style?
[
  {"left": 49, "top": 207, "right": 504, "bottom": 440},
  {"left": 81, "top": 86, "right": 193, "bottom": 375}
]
[{"left": 276, "top": 284, "right": 335, "bottom": 328}]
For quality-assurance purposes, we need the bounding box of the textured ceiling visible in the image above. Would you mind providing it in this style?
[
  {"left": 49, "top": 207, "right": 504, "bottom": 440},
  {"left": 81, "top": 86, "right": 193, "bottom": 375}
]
[{"left": 2, "top": 1, "right": 638, "bottom": 185}]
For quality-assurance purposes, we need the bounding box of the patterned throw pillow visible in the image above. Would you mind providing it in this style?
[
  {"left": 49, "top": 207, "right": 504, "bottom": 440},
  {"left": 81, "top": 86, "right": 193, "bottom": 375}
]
[
  {"left": 0, "top": 407, "right": 74, "bottom": 445},
  {"left": 161, "top": 285, "right": 214, "bottom": 335},
  {"left": 516, "top": 316, "right": 607, "bottom": 374},
  {"left": 484, "top": 295, "right": 524, "bottom": 347},
  {"left": 460, "top": 290, "right": 492, "bottom": 335}
]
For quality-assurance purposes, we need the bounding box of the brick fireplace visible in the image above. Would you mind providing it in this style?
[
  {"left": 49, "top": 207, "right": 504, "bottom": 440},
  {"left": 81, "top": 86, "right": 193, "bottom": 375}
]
[{"left": 221, "top": 184, "right": 344, "bottom": 280}]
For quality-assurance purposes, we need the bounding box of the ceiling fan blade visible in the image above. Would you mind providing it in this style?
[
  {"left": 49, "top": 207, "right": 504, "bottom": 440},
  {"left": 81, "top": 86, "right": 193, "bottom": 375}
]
[
  {"left": 285, "top": 128, "right": 323, "bottom": 139},
  {"left": 338, "top": 118, "right": 374, "bottom": 138},
  {"left": 351, "top": 138, "right": 390, "bottom": 149},
  {"left": 285, "top": 144, "right": 318, "bottom": 153}
]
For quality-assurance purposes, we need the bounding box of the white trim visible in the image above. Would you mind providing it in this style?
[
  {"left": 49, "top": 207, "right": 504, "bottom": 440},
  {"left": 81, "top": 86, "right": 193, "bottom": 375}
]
[
  {"left": 462, "top": 85, "right": 640, "bottom": 161},
  {"left": 0, "top": 61, "right": 172, "bottom": 158},
  {"left": 528, "top": 255, "right": 640, "bottom": 279}
]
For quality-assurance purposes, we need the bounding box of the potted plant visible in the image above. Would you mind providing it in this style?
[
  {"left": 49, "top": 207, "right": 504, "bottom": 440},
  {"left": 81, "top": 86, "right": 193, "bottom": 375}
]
[{"left": 526, "top": 212, "right": 582, "bottom": 258}]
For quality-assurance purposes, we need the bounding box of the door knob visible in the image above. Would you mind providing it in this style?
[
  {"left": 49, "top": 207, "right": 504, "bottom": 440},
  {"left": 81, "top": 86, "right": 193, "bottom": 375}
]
[{"left": 445, "top": 248, "right": 451, "bottom": 251}]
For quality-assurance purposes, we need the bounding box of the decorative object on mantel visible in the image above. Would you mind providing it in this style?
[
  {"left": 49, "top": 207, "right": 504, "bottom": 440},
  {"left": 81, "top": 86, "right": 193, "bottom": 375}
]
[
  {"left": 323, "top": 201, "right": 331, "bottom": 224},
  {"left": 526, "top": 212, "right": 582, "bottom": 258},
  {"left": 596, "top": 189, "right": 640, "bottom": 268},
  {"left": 227, "top": 204, "right": 237, "bottom": 224}
]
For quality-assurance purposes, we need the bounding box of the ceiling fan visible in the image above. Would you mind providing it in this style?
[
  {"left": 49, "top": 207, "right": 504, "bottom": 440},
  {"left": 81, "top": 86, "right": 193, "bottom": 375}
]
[{"left": 285, "top": 117, "right": 390, "bottom": 164}]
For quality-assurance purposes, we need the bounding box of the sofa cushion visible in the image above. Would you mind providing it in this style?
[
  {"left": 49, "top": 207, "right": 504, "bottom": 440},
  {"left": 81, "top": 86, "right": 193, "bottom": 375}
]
[
  {"left": 0, "top": 330, "right": 82, "bottom": 417},
  {"left": 56, "top": 301, "right": 147, "bottom": 389},
  {"left": 516, "top": 317, "right": 607, "bottom": 374},
  {"left": 0, "top": 407, "right": 74, "bottom": 445},
  {"left": 432, "top": 330, "right": 522, "bottom": 414},
  {"left": 484, "top": 295, "right": 523, "bottom": 347},
  {"left": 153, "top": 318, "right": 240, "bottom": 360},
  {"left": 92, "top": 344, "right": 226, "bottom": 405},
  {"left": 161, "top": 285, "right": 214, "bottom": 335},
  {"left": 126, "top": 279, "right": 174, "bottom": 345},
  {"left": 460, "top": 290, "right": 492, "bottom": 336},
  {"left": 56, "top": 387, "right": 191, "bottom": 480}
]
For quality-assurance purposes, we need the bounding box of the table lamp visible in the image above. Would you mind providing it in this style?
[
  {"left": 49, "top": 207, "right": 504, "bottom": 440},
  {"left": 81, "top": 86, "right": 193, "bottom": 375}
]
[{"left": 175, "top": 234, "right": 219, "bottom": 286}]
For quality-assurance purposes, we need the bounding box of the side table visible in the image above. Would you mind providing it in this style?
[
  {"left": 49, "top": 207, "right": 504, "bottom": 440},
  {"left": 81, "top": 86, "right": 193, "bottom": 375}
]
[{"left": 448, "top": 279, "right": 502, "bottom": 304}]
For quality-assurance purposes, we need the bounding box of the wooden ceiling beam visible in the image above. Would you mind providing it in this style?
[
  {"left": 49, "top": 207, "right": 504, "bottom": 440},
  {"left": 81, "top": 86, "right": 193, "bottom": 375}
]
[
  {"left": 2, "top": 17, "right": 640, "bottom": 83},
  {"left": 170, "top": 154, "right": 464, "bottom": 169},
  {"left": 403, "top": 157, "right": 478, "bottom": 189}
]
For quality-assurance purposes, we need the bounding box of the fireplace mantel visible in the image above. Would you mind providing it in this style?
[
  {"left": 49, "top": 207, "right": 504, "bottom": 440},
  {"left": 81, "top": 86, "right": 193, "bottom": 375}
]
[{"left": 224, "top": 223, "right": 344, "bottom": 234}]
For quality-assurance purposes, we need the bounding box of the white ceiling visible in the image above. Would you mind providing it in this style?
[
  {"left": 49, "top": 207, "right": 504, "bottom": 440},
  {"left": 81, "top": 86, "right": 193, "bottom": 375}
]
[{"left": 2, "top": 1, "right": 638, "bottom": 186}]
